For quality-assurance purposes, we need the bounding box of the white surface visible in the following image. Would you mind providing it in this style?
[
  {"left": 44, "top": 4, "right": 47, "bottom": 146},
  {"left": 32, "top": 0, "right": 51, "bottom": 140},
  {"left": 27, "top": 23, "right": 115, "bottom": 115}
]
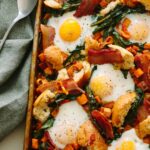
[{"left": 0, "top": 122, "right": 25, "bottom": 150}]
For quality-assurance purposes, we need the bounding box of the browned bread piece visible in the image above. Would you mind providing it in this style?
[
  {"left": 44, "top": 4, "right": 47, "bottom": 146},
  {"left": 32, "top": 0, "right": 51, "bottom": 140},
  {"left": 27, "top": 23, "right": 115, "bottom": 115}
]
[
  {"left": 136, "top": 116, "right": 150, "bottom": 139},
  {"left": 137, "top": 0, "right": 150, "bottom": 11},
  {"left": 77, "top": 120, "right": 107, "bottom": 150},
  {"left": 112, "top": 92, "right": 136, "bottom": 127}
]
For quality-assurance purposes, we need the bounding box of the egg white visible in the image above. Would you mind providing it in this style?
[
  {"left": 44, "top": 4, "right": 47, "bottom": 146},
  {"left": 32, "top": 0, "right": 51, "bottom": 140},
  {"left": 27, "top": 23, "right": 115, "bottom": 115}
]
[
  {"left": 108, "top": 129, "right": 149, "bottom": 150},
  {"left": 48, "top": 101, "right": 88, "bottom": 149},
  {"left": 125, "top": 13, "right": 150, "bottom": 43},
  {"left": 47, "top": 11, "right": 93, "bottom": 52},
  {"left": 90, "top": 64, "right": 135, "bottom": 102}
]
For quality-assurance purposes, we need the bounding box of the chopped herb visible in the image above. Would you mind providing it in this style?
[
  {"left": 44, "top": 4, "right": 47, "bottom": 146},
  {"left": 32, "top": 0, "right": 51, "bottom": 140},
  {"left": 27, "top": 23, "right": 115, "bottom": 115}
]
[
  {"left": 86, "top": 86, "right": 100, "bottom": 111},
  {"left": 41, "top": 117, "right": 54, "bottom": 129},
  {"left": 124, "top": 87, "right": 144, "bottom": 125},
  {"left": 121, "top": 69, "right": 129, "bottom": 79},
  {"left": 63, "top": 45, "right": 85, "bottom": 67}
]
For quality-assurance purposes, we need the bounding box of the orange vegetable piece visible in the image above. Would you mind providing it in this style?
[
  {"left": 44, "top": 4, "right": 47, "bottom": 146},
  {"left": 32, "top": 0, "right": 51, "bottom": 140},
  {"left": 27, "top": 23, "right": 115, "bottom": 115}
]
[
  {"left": 77, "top": 94, "right": 88, "bottom": 105},
  {"left": 122, "top": 18, "right": 131, "bottom": 31},
  {"left": 32, "top": 138, "right": 39, "bottom": 149},
  {"left": 104, "top": 36, "right": 113, "bottom": 44},
  {"left": 41, "top": 135, "right": 47, "bottom": 143},
  {"left": 95, "top": 96, "right": 102, "bottom": 104},
  {"left": 134, "top": 68, "right": 144, "bottom": 78},
  {"left": 144, "top": 43, "right": 150, "bottom": 50},
  {"left": 64, "top": 144, "right": 74, "bottom": 150},
  {"left": 51, "top": 109, "right": 59, "bottom": 118},
  {"left": 38, "top": 53, "right": 45, "bottom": 62},
  {"left": 99, "top": 0, "right": 108, "bottom": 7}
]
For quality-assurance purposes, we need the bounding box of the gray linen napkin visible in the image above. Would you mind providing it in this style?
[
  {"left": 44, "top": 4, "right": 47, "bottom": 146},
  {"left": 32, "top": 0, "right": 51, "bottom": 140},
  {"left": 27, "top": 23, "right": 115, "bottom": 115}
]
[{"left": 0, "top": 0, "right": 33, "bottom": 140}]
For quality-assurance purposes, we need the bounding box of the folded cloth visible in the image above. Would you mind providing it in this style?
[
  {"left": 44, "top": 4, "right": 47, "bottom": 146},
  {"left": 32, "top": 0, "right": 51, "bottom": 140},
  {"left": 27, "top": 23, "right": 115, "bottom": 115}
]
[{"left": 0, "top": 0, "right": 33, "bottom": 140}]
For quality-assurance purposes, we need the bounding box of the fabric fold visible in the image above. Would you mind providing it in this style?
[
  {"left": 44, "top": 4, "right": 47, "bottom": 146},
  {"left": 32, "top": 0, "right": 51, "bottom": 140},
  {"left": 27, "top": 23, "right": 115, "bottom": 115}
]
[{"left": 0, "top": 0, "right": 34, "bottom": 140}]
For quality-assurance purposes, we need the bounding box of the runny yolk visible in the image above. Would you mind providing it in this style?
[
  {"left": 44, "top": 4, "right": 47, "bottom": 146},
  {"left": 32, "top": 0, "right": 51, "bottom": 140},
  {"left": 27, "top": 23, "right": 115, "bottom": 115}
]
[
  {"left": 59, "top": 18, "right": 81, "bottom": 42},
  {"left": 117, "top": 141, "right": 135, "bottom": 150}
]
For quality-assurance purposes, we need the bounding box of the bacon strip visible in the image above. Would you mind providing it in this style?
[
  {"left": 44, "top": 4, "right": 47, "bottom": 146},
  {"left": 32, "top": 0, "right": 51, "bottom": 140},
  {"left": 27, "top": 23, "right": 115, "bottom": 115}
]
[
  {"left": 36, "top": 79, "right": 84, "bottom": 94},
  {"left": 40, "top": 24, "right": 55, "bottom": 49},
  {"left": 88, "top": 49, "right": 123, "bottom": 64},
  {"left": 91, "top": 110, "right": 114, "bottom": 139},
  {"left": 44, "top": 131, "right": 56, "bottom": 150},
  {"left": 74, "top": 0, "right": 100, "bottom": 17},
  {"left": 134, "top": 52, "right": 150, "bottom": 92},
  {"left": 62, "top": 79, "right": 85, "bottom": 94}
]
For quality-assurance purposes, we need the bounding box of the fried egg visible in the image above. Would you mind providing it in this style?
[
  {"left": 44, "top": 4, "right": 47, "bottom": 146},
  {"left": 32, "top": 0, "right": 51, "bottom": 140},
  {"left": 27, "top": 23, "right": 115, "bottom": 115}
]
[
  {"left": 48, "top": 101, "right": 88, "bottom": 149},
  {"left": 125, "top": 13, "right": 150, "bottom": 43},
  {"left": 108, "top": 129, "right": 149, "bottom": 150},
  {"left": 90, "top": 64, "right": 135, "bottom": 103},
  {"left": 47, "top": 11, "right": 93, "bottom": 52}
]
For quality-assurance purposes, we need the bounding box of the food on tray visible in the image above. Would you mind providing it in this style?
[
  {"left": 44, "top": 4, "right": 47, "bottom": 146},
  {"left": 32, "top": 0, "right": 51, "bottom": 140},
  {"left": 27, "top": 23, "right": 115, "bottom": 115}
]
[{"left": 31, "top": 0, "right": 150, "bottom": 149}]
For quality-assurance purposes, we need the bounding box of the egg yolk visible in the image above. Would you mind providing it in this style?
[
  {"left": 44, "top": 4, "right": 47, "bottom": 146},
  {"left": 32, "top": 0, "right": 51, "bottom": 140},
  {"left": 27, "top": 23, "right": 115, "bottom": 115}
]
[
  {"left": 117, "top": 141, "right": 135, "bottom": 150},
  {"left": 90, "top": 76, "right": 113, "bottom": 99},
  {"left": 128, "top": 19, "right": 149, "bottom": 41},
  {"left": 59, "top": 18, "right": 81, "bottom": 42}
]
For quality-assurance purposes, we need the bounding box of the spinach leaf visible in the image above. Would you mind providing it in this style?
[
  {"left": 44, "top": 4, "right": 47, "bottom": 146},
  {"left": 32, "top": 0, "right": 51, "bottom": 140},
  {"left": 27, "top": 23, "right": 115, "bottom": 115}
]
[
  {"left": 63, "top": 45, "right": 85, "bottom": 67},
  {"left": 124, "top": 88, "right": 144, "bottom": 125},
  {"left": 39, "top": 142, "right": 50, "bottom": 150},
  {"left": 32, "top": 130, "right": 44, "bottom": 139},
  {"left": 41, "top": 117, "right": 55, "bottom": 129},
  {"left": 92, "top": 4, "right": 146, "bottom": 35},
  {"left": 121, "top": 69, "right": 129, "bottom": 79},
  {"left": 86, "top": 86, "right": 100, "bottom": 111},
  {"left": 49, "top": 93, "right": 80, "bottom": 107},
  {"left": 113, "top": 31, "right": 145, "bottom": 50}
]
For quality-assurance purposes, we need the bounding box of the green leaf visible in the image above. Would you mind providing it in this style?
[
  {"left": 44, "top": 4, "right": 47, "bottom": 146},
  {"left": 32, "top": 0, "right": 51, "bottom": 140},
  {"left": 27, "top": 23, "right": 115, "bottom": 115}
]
[
  {"left": 43, "top": 0, "right": 81, "bottom": 17},
  {"left": 92, "top": 4, "right": 146, "bottom": 37},
  {"left": 41, "top": 117, "right": 55, "bottom": 129},
  {"left": 86, "top": 86, "right": 100, "bottom": 111},
  {"left": 121, "top": 69, "right": 129, "bottom": 79},
  {"left": 113, "top": 31, "right": 145, "bottom": 50},
  {"left": 49, "top": 93, "right": 80, "bottom": 107},
  {"left": 63, "top": 45, "right": 85, "bottom": 67},
  {"left": 32, "top": 130, "right": 44, "bottom": 139},
  {"left": 124, "top": 87, "right": 144, "bottom": 125}
]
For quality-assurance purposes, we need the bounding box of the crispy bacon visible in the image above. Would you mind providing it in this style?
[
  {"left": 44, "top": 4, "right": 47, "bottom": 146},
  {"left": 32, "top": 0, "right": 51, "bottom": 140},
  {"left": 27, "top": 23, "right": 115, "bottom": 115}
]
[
  {"left": 134, "top": 52, "right": 150, "bottom": 92},
  {"left": 144, "top": 93, "right": 150, "bottom": 114},
  {"left": 88, "top": 49, "right": 123, "bottom": 64},
  {"left": 91, "top": 110, "right": 114, "bottom": 139},
  {"left": 44, "top": 131, "right": 56, "bottom": 150},
  {"left": 40, "top": 24, "right": 55, "bottom": 49},
  {"left": 74, "top": 0, "right": 100, "bottom": 17},
  {"left": 62, "top": 79, "right": 85, "bottom": 94},
  {"left": 133, "top": 93, "right": 150, "bottom": 124},
  {"left": 36, "top": 81, "right": 60, "bottom": 94},
  {"left": 36, "top": 79, "right": 84, "bottom": 94}
]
